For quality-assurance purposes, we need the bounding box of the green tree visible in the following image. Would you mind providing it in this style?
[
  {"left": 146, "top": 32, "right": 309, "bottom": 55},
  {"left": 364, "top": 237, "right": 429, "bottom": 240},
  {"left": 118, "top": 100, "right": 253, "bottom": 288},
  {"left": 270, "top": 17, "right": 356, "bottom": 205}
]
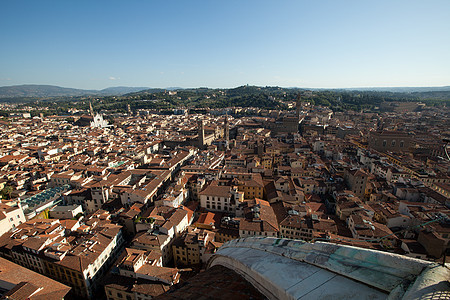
[{"left": 0, "top": 186, "right": 13, "bottom": 200}]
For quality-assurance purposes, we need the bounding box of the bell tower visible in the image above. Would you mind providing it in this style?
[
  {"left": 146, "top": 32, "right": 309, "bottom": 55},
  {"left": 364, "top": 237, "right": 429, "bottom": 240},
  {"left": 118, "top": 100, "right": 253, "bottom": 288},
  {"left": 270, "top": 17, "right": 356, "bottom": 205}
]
[
  {"left": 224, "top": 115, "right": 230, "bottom": 150},
  {"left": 198, "top": 120, "right": 205, "bottom": 148}
]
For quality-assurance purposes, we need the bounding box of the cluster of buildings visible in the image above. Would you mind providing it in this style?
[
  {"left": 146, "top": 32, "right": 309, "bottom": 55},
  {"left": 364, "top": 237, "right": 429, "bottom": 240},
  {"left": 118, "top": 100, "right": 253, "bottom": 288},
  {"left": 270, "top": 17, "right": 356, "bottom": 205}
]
[
  {"left": 0, "top": 98, "right": 449, "bottom": 299},
  {"left": 0, "top": 213, "right": 123, "bottom": 299}
]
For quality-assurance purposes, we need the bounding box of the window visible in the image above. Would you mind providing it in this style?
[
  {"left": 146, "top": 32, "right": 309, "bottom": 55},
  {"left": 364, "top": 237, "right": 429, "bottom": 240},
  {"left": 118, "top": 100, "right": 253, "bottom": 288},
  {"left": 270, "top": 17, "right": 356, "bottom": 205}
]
[
  {"left": 391, "top": 140, "right": 396, "bottom": 147},
  {"left": 382, "top": 140, "right": 387, "bottom": 147},
  {"left": 117, "top": 293, "right": 123, "bottom": 298},
  {"left": 400, "top": 141, "right": 404, "bottom": 148}
]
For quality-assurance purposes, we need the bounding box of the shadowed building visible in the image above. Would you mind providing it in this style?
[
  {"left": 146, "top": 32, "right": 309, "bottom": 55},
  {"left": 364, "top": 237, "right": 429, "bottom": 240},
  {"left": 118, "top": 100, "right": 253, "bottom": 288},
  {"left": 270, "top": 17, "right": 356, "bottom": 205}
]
[
  {"left": 368, "top": 131, "right": 413, "bottom": 153},
  {"left": 272, "top": 95, "right": 303, "bottom": 135},
  {"left": 0, "top": 257, "right": 71, "bottom": 300},
  {"left": 154, "top": 265, "right": 266, "bottom": 300},
  {"left": 197, "top": 120, "right": 214, "bottom": 149}
]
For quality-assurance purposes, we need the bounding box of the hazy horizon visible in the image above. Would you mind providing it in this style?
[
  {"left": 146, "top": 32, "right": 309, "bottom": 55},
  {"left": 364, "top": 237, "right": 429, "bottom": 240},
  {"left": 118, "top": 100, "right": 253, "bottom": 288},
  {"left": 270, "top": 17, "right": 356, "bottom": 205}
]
[{"left": 1, "top": 83, "right": 449, "bottom": 91}]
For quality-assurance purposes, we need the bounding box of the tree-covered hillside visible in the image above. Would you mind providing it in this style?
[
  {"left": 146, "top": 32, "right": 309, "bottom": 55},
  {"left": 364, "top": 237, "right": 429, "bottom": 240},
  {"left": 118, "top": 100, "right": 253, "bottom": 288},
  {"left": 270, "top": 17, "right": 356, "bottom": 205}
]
[{"left": 1, "top": 85, "right": 449, "bottom": 116}]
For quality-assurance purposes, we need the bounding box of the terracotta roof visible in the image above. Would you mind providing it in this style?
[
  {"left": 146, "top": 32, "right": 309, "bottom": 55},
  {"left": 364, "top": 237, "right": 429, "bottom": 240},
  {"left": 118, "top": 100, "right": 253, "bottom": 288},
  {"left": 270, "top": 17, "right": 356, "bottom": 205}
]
[
  {"left": 103, "top": 274, "right": 170, "bottom": 297},
  {"left": 0, "top": 257, "right": 71, "bottom": 300},
  {"left": 239, "top": 219, "right": 278, "bottom": 233},
  {"left": 136, "top": 265, "right": 180, "bottom": 285},
  {"left": 195, "top": 212, "right": 220, "bottom": 227},
  {"left": 181, "top": 201, "right": 198, "bottom": 223},
  {"left": 199, "top": 183, "right": 231, "bottom": 197}
]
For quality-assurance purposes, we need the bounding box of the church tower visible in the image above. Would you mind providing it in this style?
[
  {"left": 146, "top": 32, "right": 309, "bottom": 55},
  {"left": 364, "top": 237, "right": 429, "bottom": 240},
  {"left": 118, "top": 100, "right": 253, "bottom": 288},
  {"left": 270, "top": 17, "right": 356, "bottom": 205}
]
[
  {"left": 296, "top": 94, "right": 301, "bottom": 120},
  {"left": 224, "top": 115, "right": 230, "bottom": 150},
  {"left": 89, "top": 101, "right": 94, "bottom": 117},
  {"left": 198, "top": 120, "right": 205, "bottom": 148}
]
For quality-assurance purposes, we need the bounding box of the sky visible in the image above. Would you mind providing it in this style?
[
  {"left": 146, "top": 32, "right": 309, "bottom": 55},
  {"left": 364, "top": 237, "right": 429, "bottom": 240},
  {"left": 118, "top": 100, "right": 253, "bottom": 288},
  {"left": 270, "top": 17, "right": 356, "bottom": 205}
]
[{"left": 1, "top": 0, "right": 449, "bottom": 90}]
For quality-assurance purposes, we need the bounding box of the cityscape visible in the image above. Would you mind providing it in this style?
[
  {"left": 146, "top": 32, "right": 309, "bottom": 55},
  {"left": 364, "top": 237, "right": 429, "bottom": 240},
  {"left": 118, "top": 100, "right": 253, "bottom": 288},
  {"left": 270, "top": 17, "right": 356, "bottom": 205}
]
[
  {"left": 1, "top": 1, "right": 449, "bottom": 299},
  {"left": 0, "top": 86, "right": 448, "bottom": 299}
]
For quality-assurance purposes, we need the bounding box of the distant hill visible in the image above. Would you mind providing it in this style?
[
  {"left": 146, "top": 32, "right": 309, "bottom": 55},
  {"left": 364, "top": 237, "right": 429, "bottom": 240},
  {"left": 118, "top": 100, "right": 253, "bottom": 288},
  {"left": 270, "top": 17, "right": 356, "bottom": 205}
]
[
  {"left": 125, "top": 88, "right": 169, "bottom": 96},
  {"left": 0, "top": 84, "right": 98, "bottom": 98},
  {"left": 0, "top": 84, "right": 150, "bottom": 99},
  {"left": 99, "top": 86, "right": 149, "bottom": 95},
  {"left": 227, "top": 85, "right": 289, "bottom": 96},
  {"left": 338, "top": 86, "right": 450, "bottom": 93},
  {"left": 1, "top": 84, "right": 449, "bottom": 103}
]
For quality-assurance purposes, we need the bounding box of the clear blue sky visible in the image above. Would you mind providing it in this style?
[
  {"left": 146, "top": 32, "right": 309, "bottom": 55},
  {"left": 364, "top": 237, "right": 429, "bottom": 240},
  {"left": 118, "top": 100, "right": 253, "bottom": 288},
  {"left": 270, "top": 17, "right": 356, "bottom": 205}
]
[{"left": 1, "top": 0, "right": 449, "bottom": 89}]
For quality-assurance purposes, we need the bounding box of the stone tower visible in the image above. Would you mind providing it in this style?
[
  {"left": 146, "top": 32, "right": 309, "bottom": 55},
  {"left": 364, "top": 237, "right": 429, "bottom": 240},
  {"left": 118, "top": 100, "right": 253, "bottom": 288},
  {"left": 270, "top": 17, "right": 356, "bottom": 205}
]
[
  {"left": 198, "top": 120, "right": 205, "bottom": 148},
  {"left": 296, "top": 94, "right": 301, "bottom": 120},
  {"left": 224, "top": 115, "right": 230, "bottom": 150},
  {"left": 89, "top": 101, "right": 94, "bottom": 117}
]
